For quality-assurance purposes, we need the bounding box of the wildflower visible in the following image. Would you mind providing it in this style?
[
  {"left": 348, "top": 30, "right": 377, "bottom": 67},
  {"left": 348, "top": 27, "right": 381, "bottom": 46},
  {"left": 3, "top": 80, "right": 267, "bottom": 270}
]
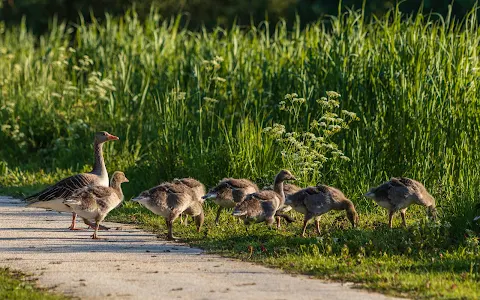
[
  {"left": 203, "top": 97, "right": 218, "bottom": 103},
  {"left": 326, "top": 91, "right": 341, "bottom": 98}
]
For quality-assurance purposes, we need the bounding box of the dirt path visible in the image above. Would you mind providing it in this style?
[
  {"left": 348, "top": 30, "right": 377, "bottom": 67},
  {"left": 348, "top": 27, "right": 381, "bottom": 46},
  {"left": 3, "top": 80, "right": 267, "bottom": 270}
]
[{"left": 0, "top": 196, "right": 401, "bottom": 300}]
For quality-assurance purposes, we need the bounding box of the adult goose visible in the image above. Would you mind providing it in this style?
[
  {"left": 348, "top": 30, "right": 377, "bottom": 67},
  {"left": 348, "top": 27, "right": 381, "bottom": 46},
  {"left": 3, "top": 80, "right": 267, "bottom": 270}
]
[
  {"left": 63, "top": 171, "right": 129, "bottom": 239},
  {"left": 202, "top": 178, "right": 259, "bottom": 225},
  {"left": 285, "top": 184, "right": 359, "bottom": 237},
  {"left": 132, "top": 179, "right": 204, "bottom": 240},
  {"left": 232, "top": 170, "right": 296, "bottom": 229},
  {"left": 364, "top": 177, "right": 437, "bottom": 228},
  {"left": 25, "top": 131, "right": 119, "bottom": 230}
]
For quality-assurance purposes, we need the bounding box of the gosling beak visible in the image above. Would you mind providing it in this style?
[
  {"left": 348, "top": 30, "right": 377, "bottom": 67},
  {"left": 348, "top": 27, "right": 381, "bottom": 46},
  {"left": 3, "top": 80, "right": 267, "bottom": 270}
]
[
  {"left": 124, "top": 178, "right": 130, "bottom": 183},
  {"left": 290, "top": 176, "right": 297, "bottom": 181},
  {"left": 107, "top": 133, "right": 119, "bottom": 140},
  {"left": 232, "top": 210, "right": 246, "bottom": 217},
  {"left": 202, "top": 192, "right": 217, "bottom": 199}
]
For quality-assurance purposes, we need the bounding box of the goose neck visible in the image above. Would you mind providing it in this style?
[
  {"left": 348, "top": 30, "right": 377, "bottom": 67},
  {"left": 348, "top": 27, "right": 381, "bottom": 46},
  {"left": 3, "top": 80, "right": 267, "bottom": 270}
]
[
  {"left": 273, "top": 176, "right": 285, "bottom": 204},
  {"left": 92, "top": 141, "right": 107, "bottom": 177}
]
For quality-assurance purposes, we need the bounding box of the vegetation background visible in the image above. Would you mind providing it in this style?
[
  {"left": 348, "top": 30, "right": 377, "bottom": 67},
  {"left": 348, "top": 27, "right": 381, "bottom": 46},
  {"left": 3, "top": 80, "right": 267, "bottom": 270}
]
[{"left": 0, "top": 0, "right": 479, "bottom": 298}]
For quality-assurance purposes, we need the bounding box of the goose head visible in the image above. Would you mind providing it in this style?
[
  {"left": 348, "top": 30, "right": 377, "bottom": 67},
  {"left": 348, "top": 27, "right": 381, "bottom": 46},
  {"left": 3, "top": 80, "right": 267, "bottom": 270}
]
[
  {"left": 95, "top": 131, "right": 119, "bottom": 144},
  {"left": 363, "top": 187, "right": 376, "bottom": 199},
  {"left": 276, "top": 169, "right": 296, "bottom": 182},
  {"left": 346, "top": 206, "right": 359, "bottom": 228},
  {"left": 110, "top": 171, "right": 129, "bottom": 186}
]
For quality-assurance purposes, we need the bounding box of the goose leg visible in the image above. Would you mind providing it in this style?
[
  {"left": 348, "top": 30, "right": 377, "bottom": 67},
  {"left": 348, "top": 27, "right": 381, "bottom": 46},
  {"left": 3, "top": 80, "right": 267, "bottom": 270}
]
[
  {"left": 166, "top": 219, "right": 175, "bottom": 240},
  {"left": 68, "top": 213, "right": 81, "bottom": 230},
  {"left": 388, "top": 211, "right": 394, "bottom": 228},
  {"left": 315, "top": 217, "right": 321, "bottom": 235},
  {"left": 302, "top": 213, "right": 314, "bottom": 237},
  {"left": 276, "top": 216, "right": 281, "bottom": 229},
  {"left": 83, "top": 218, "right": 110, "bottom": 230},
  {"left": 400, "top": 209, "right": 407, "bottom": 227},
  {"left": 215, "top": 207, "right": 223, "bottom": 225},
  {"left": 91, "top": 221, "right": 100, "bottom": 239}
]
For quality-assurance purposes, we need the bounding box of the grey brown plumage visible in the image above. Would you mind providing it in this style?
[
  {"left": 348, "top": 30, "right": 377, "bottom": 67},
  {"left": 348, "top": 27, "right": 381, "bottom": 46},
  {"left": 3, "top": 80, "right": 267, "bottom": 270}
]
[
  {"left": 25, "top": 131, "right": 119, "bottom": 230},
  {"left": 63, "top": 171, "right": 129, "bottom": 239},
  {"left": 263, "top": 183, "right": 301, "bottom": 213},
  {"left": 172, "top": 178, "right": 206, "bottom": 225},
  {"left": 203, "top": 178, "right": 259, "bottom": 225},
  {"left": 232, "top": 170, "right": 296, "bottom": 229},
  {"left": 364, "top": 177, "right": 436, "bottom": 228},
  {"left": 286, "top": 184, "right": 359, "bottom": 237},
  {"left": 132, "top": 179, "right": 205, "bottom": 240}
]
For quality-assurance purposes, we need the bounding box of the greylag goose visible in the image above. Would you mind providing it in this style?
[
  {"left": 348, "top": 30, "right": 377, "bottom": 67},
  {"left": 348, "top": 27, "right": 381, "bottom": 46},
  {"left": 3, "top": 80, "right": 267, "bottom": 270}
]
[
  {"left": 25, "top": 131, "right": 119, "bottom": 230},
  {"left": 172, "top": 178, "right": 205, "bottom": 225},
  {"left": 202, "top": 178, "right": 259, "bottom": 225},
  {"left": 285, "top": 184, "right": 359, "bottom": 237},
  {"left": 364, "top": 177, "right": 437, "bottom": 228},
  {"left": 63, "top": 171, "right": 129, "bottom": 239},
  {"left": 262, "top": 183, "right": 302, "bottom": 227},
  {"left": 132, "top": 180, "right": 204, "bottom": 240},
  {"left": 232, "top": 170, "right": 296, "bottom": 230}
]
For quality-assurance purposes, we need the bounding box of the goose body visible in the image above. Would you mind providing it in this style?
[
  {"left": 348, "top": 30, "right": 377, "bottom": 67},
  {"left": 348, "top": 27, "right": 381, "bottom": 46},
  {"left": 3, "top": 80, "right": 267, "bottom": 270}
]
[
  {"left": 232, "top": 170, "right": 296, "bottom": 229},
  {"left": 203, "top": 178, "right": 259, "bottom": 224},
  {"left": 25, "top": 131, "right": 119, "bottom": 230},
  {"left": 63, "top": 171, "right": 129, "bottom": 239},
  {"left": 286, "top": 184, "right": 358, "bottom": 237},
  {"left": 263, "top": 183, "right": 301, "bottom": 213},
  {"left": 132, "top": 179, "right": 205, "bottom": 240},
  {"left": 364, "top": 177, "right": 436, "bottom": 228}
]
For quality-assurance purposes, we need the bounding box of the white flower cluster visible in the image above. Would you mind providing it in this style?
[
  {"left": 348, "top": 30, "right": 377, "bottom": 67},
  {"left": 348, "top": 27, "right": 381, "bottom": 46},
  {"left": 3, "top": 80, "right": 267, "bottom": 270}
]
[{"left": 263, "top": 91, "right": 358, "bottom": 179}]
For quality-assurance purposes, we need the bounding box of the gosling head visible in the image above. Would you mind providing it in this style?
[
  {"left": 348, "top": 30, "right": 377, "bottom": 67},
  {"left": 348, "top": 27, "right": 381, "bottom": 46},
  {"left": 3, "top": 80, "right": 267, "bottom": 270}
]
[
  {"left": 202, "top": 190, "right": 218, "bottom": 200},
  {"left": 110, "top": 171, "right": 129, "bottom": 186},
  {"left": 131, "top": 191, "right": 150, "bottom": 204},
  {"left": 363, "top": 187, "right": 377, "bottom": 200},
  {"left": 276, "top": 169, "right": 296, "bottom": 182},
  {"left": 346, "top": 207, "right": 359, "bottom": 228}
]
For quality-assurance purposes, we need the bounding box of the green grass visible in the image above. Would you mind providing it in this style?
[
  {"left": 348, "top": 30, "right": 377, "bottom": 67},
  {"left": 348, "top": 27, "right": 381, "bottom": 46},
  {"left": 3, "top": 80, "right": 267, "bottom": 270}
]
[
  {"left": 103, "top": 201, "right": 479, "bottom": 299},
  {"left": 0, "top": 268, "right": 66, "bottom": 300},
  {"left": 1, "top": 2, "right": 480, "bottom": 299}
]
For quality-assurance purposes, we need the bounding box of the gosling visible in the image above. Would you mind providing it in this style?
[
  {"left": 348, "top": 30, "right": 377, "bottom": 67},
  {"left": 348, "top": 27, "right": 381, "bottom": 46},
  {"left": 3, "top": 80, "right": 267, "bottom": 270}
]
[
  {"left": 63, "top": 171, "right": 129, "bottom": 239},
  {"left": 202, "top": 178, "right": 259, "bottom": 225},
  {"left": 132, "top": 180, "right": 204, "bottom": 240},
  {"left": 286, "top": 184, "right": 359, "bottom": 237},
  {"left": 232, "top": 170, "right": 296, "bottom": 230},
  {"left": 364, "top": 177, "right": 436, "bottom": 228}
]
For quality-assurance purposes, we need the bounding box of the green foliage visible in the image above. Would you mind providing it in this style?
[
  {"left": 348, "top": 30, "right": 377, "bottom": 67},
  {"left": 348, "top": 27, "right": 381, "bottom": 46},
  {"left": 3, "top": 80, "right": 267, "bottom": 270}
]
[{"left": 108, "top": 203, "right": 480, "bottom": 299}]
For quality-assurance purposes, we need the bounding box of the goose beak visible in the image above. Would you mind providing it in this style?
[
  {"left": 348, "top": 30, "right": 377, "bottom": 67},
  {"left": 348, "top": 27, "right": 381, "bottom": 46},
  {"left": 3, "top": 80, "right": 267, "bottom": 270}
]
[
  {"left": 232, "top": 210, "right": 246, "bottom": 217},
  {"left": 364, "top": 192, "right": 375, "bottom": 198},
  {"left": 107, "top": 134, "right": 119, "bottom": 140},
  {"left": 202, "top": 193, "right": 217, "bottom": 199}
]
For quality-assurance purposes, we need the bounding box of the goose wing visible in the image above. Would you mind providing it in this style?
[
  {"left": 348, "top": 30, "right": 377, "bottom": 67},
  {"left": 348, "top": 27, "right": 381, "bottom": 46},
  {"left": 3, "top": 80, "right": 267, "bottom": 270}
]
[
  {"left": 304, "top": 187, "right": 332, "bottom": 215},
  {"left": 26, "top": 173, "right": 97, "bottom": 204},
  {"left": 226, "top": 178, "right": 258, "bottom": 190}
]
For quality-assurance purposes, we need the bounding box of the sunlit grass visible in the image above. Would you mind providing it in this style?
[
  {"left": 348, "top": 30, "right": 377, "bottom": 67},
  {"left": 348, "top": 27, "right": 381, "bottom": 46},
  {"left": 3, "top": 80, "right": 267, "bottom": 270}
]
[
  {"left": 1, "top": 3, "right": 480, "bottom": 298},
  {"left": 0, "top": 268, "right": 66, "bottom": 300}
]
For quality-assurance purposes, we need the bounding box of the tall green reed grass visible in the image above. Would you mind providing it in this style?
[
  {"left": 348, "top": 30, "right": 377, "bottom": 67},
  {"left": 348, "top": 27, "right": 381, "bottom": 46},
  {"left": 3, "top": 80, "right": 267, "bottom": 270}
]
[{"left": 1, "top": 5, "right": 479, "bottom": 237}]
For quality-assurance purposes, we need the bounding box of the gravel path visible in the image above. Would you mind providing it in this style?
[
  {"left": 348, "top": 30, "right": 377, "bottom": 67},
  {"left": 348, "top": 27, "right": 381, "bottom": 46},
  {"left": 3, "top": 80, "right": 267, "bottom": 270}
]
[{"left": 0, "top": 196, "right": 401, "bottom": 300}]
